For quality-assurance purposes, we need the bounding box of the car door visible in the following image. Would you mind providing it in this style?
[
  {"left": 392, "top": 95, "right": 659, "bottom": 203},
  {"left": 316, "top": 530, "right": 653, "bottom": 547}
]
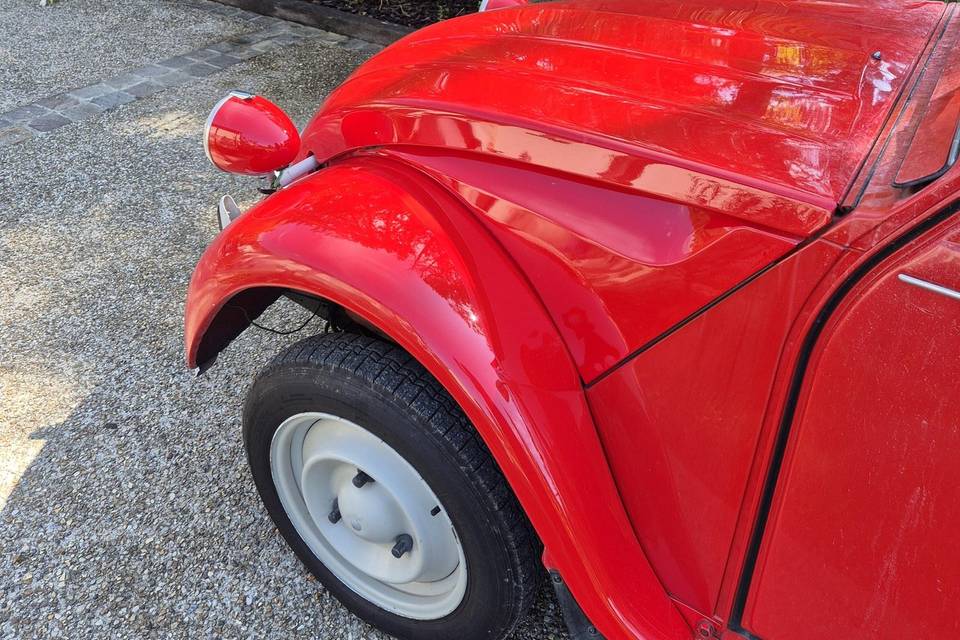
[{"left": 739, "top": 211, "right": 960, "bottom": 639}]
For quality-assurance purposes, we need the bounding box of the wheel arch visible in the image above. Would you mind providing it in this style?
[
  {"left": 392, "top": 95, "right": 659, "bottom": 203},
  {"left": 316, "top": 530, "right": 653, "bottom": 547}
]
[{"left": 184, "top": 154, "right": 690, "bottom": 640}]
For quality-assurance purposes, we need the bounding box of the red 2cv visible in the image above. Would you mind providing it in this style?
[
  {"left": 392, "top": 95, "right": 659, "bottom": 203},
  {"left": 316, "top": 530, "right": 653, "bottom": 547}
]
[{"left": 185, "top": 1, "right": 960, "bottom": 638}]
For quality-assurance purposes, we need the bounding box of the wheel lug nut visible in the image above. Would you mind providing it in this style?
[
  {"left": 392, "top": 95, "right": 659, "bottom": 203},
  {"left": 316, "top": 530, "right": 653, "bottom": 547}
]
[
  {"left": 352, "top": 470, "right": 374, "bottom": 488},
  {"left": 391, "top": 534, "right": 413, "bottom": 559},
  {"left": 328, "top": 498, "right": 341, "bottom": 524}
]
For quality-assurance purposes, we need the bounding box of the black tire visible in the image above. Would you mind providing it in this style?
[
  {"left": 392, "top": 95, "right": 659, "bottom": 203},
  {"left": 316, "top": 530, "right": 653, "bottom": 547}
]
[{"left": 242, "top": 332, "right": 541, "bottom": 640}]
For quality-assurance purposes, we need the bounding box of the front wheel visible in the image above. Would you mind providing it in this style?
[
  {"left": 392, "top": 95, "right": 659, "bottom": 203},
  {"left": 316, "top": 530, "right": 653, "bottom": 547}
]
[{"left": 242, "top": 333, "right": 540, "bottom": 640}]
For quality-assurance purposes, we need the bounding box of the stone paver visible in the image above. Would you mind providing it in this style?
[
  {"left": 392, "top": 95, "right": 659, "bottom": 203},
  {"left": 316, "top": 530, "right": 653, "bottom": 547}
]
[
  {"left": 26, "top": 112, "right": 72, "bottom": 133},
  {"left": 90, "top": 92, "right": 136, "bottom": 110}
]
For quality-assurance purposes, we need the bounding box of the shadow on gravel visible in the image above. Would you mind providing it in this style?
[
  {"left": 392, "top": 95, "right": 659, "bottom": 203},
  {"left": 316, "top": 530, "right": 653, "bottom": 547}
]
[{"left": 1, "top": 352, "right": 568, "bottom": 638}]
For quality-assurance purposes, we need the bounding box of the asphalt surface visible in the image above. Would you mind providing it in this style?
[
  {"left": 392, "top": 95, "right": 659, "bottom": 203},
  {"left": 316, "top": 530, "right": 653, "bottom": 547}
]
[{"left": 0, "top": 1, "right": 570, "bottom": 638}]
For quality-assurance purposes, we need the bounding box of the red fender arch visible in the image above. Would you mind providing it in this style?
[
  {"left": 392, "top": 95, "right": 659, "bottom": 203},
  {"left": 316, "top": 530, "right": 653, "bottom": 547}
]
[{"left": 184, "top": 154, "right": 691, "bottom": 640}]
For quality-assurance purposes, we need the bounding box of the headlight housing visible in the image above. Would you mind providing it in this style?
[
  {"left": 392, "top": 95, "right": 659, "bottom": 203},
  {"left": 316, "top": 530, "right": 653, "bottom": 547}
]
[{"left": 203, "top": 90, "right": 300, "bottom": 176}]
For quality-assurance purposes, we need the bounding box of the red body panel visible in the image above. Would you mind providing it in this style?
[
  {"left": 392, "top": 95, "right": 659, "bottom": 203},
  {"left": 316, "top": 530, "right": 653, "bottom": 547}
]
[
  {"left": 184, "top": 2, "right": 960, "bottom": 639},
  {"left": 586, "top": 239, "right": 841, "bottom": 615},
  {"left": 303, "top": 0, "right": 941, "bottom": 208},
  {"left": 744, "top": 215, "right": 960, "bottom": 640}
]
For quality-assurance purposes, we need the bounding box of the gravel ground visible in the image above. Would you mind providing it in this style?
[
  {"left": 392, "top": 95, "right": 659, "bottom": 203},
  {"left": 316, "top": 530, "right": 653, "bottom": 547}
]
[{"left": 0, "top": 2, "right": 569, "bottom": 638}]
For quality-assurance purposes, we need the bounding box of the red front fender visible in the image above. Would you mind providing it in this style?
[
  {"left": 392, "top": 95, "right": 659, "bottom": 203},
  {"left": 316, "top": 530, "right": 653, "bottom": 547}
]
[{"left": 184, "top": 154, "right": 691, "bottom": 640}]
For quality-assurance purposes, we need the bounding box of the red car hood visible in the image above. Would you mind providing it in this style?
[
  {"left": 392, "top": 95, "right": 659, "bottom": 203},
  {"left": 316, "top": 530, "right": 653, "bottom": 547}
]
[{"left": 301, "top": 0, "right": 944, "bottom": 235}]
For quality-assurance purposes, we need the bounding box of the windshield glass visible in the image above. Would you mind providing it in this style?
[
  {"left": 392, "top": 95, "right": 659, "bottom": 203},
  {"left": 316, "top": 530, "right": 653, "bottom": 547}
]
[{"left": 894, "top": 21, "right": 960, "bottom": 188}]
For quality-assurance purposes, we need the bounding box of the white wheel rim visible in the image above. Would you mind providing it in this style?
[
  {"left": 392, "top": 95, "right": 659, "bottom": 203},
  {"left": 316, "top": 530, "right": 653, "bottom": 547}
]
[{"left": 270, "top": 412, "right": 468, "bottom": 619}]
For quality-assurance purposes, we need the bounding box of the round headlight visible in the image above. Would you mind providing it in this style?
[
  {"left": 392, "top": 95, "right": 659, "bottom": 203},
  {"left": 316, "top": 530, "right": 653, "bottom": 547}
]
[{"left": 203, "top": 91, "right": 300, "bottom": 176}]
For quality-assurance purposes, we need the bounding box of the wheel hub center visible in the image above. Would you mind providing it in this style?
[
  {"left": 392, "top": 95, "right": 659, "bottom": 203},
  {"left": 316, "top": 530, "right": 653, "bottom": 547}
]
[
  {"left": 337, "top": 480, "right": 406, "bottom": 545},
  {"left": 273, "top": 412, "right": 467, "bottom": 615}
]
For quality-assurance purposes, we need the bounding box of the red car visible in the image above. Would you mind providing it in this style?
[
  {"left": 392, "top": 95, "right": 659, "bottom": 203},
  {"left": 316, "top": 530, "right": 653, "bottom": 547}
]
[{"left": 185, "top": 1, "right": 960, "bottom": 639}]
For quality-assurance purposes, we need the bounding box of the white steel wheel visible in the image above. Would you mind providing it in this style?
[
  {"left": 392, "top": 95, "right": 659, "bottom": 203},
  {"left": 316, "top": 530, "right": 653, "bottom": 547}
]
[{"left": 270, "top": 411, "right": 468, "bottom": 620}]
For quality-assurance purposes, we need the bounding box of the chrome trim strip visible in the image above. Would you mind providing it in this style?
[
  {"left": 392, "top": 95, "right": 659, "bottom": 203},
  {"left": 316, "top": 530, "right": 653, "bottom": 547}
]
[
  {"left": 276, "top": 155, "right": 320, "bottom": 188},
  {"left": 898, "top": 273, "right": 960, "bottom": 301}
]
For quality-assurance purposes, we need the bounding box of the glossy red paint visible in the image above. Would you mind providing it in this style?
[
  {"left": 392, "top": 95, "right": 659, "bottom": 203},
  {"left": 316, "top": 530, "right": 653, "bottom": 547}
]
[
  {"left": 184, "top": 2, "right": 960, "bottom": 639},
  {"left": 204, "top": 93, "right": 300, "bottom": 176},
  {"left": 706, "top": 176, "right": 960, "bottom": 634},
  {"left": 386, "top": 147, "right": 800, "bottom": 381},
  {"left": 184, "top": 155, "right": 692, "bottom": 640},
  {"left": 586, "top": 239, "right": 842, "bottom": 615},
  {"left": 830, "top": 10, "right": 960, "bottom": 250},
  {"left": 302, "top": 0, "right": 941, "bottom": 213}
]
